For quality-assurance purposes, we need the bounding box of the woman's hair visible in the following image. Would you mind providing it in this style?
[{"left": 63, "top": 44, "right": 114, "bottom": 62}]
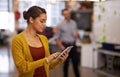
[{"left": 23, "top": 6, "right": 46, "bottom": 23}]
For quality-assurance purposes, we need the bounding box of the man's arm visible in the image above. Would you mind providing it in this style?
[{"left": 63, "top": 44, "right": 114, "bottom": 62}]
[
  {"left": 73, "top": 32, "right": 79, "bottom": 38},
  {"left": 73, "top": 21, "right": 80, "bottom": 39},
  {"left": 55, "top": 38, "right": 65, "bottom": 50},
  {"left": 54, "top": 24, "right": 65, "bottom": 50}
]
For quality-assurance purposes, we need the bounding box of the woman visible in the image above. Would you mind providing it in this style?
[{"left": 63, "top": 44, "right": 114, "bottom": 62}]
[{"left": 11, "top": 6, "right": 68, "bottom": 77}]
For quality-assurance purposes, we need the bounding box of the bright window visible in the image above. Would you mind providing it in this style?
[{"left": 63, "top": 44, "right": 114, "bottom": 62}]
[
  {"left": 18, "top": 0, "right": 65, "bottom": 29},
  {"left": 0, "top": 0, "right": 14, "bottom": 32}
]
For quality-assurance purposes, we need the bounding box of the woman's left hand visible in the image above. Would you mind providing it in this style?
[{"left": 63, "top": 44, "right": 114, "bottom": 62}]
[{"left": 59, "top": 51, "right": 69, "bottom": 61}]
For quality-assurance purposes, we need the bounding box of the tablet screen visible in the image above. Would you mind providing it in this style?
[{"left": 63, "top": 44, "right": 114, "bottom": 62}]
[{"left": 56, "top": 46, "right": 73, "bottom": 60}]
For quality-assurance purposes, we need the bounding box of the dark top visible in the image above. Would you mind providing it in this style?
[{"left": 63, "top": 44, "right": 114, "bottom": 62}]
[
  {"left": 29, "top": 46, "right": 47, "bottom": 77},
  {"left": 37, "top": 27, "right": 54, "bottom": 39}
]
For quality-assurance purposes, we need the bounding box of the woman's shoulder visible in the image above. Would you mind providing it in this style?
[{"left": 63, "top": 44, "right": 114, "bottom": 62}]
[{"left": 12, "top": 32, "right": 24, "bottom": 41}]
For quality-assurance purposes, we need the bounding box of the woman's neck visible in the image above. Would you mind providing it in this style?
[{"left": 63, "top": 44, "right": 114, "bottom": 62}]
[{"left": 24, "top": 25, "right": 37, "bottom": 37}]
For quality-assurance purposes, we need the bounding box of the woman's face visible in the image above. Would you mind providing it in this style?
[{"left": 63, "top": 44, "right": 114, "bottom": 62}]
[{"left": 32, "top": 13, "right": 47, "bottom": 33}]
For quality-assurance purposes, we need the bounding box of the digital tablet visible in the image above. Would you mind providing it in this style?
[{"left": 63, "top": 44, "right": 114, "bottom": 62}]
[{"left": 56, "top": 46, "right": 73, "bottom": 60}]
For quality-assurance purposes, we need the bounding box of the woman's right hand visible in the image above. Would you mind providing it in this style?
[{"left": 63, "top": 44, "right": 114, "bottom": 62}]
[{"left": 47, "top": 52, "right": 60, "bottom": 63}]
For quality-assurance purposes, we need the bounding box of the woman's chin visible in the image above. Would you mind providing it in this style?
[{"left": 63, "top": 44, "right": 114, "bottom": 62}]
[
  {"left": 36, "top": 28, "right": 45, "bottom": 34},
  {"left": 36, "top": 30, "right": 43, "bottom": 34}
]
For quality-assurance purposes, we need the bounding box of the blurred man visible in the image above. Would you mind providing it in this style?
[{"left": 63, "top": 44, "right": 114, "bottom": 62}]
[{"left": 55, "top": 9, "right": 80, "bottom": 77}]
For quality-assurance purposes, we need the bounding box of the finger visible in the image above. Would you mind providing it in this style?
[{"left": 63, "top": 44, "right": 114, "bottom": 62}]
[
  {"left": 60, "top": 54, "right": 67, "bottom": 60},
  {"left": 55, "top": 52, "right": 61, "bottom": 55},
  {"left": 63, "top": 52, "right": 68, "bottom": 57},
  {"left": 59, "top": 56, "right": 64, "bottom": 61}
]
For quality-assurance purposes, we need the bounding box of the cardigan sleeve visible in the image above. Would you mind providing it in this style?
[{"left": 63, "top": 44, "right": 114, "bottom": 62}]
[
  {"left": 49, "top": 59, "right": 63, "bottom": 69},
  {"left": 11, "top": 36, "right": 48, "bottom": 73}
]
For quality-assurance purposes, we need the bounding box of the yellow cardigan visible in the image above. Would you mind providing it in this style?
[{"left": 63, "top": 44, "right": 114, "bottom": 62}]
[{"left": 11, "top": 32, "right": 62, "bottom": 77}]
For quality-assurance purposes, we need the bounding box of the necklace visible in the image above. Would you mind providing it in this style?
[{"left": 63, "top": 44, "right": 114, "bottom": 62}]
[{"left": 30, "top": 34, "right": 39, "bottom": 39}]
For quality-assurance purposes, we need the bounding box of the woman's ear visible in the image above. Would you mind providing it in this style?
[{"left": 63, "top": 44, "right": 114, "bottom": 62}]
[{"left": 29, "top": 17, "right": 34, "bottom": 23}]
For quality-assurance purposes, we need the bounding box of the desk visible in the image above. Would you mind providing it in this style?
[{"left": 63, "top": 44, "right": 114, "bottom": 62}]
[
  {"left": 98, "top": 49, "right": 120, "bottom": 72},
  {"left": 98, "top": 49, "right": 120, "bottom": 57},
  {"left": 80, "top": 44, "right": 94, "bottom": 68}
]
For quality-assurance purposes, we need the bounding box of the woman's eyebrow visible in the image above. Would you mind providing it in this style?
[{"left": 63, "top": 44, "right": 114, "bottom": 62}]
[{"left": 40, "top": 19, "right": 46, "bottom": 21}]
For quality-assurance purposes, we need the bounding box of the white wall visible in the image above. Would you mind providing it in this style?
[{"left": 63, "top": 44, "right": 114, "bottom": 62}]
[
  {"left": 81, "top": 0, "right": 120, "bottom": 69},
  {"left": 93, "top": 0, "right": 120, "bottom": 44}
]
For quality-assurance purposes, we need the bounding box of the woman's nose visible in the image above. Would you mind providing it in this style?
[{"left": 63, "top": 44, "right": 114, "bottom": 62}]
[{"left": 43, "top": 23, "right": 46, "bottom": 27}]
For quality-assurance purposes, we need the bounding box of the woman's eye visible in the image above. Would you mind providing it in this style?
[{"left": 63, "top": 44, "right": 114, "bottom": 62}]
[
  {"left": 40, "top": 20, "right": 44, "bottom": 23},
  {"left": 40, "top": 20, "right": 46, "bottom": 23}
]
